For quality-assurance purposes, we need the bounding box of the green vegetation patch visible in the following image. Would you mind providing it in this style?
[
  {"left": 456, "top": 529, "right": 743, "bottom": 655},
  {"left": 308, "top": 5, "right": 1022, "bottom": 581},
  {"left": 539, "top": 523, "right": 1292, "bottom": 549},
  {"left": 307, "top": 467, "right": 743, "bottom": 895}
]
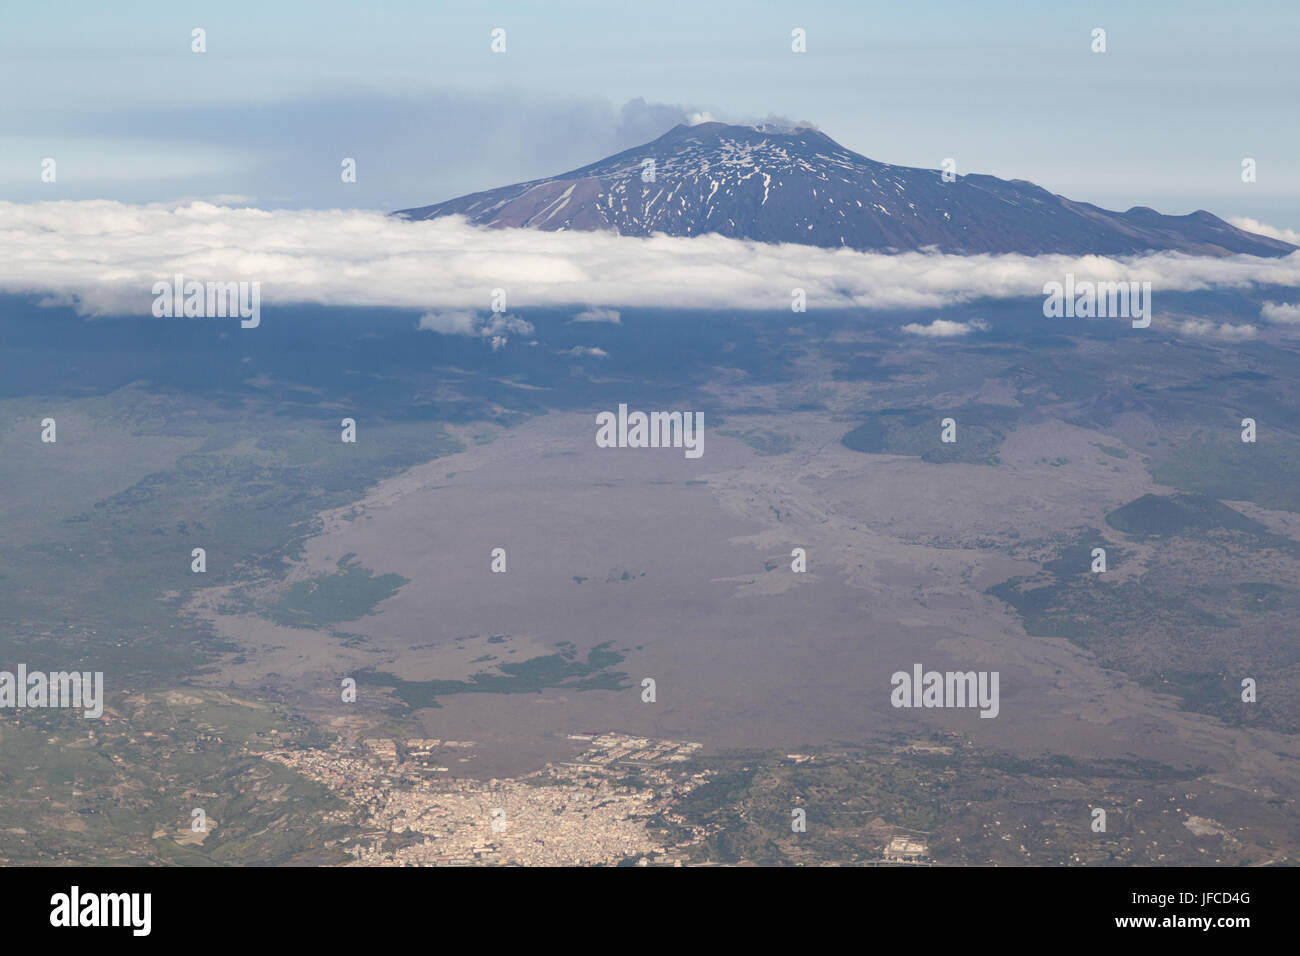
[
  {"left": 365, "top": 642, "right": 629, "bottom": 708},
  {"left": 659, "top": 746, "right": 1203, "bottom": 866},
  {"left": 840, "top": 404, "right": 1015, "bottom": 465},
  {"left": 266, "top": 556, "right": 408, "bottom": 628},
  {"left": 1105, "top": 493, "right": 1267, "bottom": 539},
  {"left": 1153, "top": 430, "right": 1300, "bottom": 514},
  {"left": 990, "top": 523, "right": 1300, "bottom": 733},
  {"left": 0, "top": 689, "right": 348, "bottom": 866}
]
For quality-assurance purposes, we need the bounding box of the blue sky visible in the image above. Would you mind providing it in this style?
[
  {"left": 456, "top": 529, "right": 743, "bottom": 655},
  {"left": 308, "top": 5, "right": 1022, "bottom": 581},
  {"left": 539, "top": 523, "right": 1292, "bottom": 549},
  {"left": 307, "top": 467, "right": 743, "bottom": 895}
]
[{"left": 4, "top": 0, "right": 1298, "bottom": 228}]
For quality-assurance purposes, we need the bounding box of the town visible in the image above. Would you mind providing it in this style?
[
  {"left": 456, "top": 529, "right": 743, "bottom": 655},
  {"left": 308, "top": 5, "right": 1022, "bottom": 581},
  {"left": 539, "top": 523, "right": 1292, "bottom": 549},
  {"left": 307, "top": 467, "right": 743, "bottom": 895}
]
[{"left": 262, "top": 731, "right": 711, "bottom": 866}]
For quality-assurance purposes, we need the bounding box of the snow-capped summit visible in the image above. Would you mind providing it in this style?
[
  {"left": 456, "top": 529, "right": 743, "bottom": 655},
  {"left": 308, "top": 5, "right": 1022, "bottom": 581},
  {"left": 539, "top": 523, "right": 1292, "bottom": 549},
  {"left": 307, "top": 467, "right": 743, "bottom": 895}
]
[{"left": 394, "top": 123, "right": 1294, "bottom": 257}]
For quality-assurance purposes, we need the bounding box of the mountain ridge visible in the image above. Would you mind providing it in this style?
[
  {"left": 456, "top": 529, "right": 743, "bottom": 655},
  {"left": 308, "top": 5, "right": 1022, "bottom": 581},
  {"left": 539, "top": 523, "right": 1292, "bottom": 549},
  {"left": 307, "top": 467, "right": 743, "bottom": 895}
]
[{"left": 394, "top": 122, "right": 1295, "bottom": 258}]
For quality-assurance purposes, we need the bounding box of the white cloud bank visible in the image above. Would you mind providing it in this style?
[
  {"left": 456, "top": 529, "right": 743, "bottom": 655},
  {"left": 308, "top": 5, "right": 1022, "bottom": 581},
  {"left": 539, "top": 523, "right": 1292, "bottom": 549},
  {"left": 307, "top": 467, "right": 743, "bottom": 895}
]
[
  {"left": 417, "top": 310, "right": 534, "bottom": 347},
  {"left": 1229, "top": 217, "right": 1300, "bottom": 247},
  {"left": 1180, "top": 320, "right": 1258, "bottom": 341},
  {"left": 901, "top": 318, "right": 989, "bottom": 337},
  {"left": 570, "top": 307, "right": 622, "bottom": 324},
  {"left": 561, "top": 345, "right": 609, "bottom": 358},
  {"left": 3, "top": 201, "right": 1300, "bottom": 324},
  {"left": 1261, "top": 301, "right": 1300, "bottom": 324}
]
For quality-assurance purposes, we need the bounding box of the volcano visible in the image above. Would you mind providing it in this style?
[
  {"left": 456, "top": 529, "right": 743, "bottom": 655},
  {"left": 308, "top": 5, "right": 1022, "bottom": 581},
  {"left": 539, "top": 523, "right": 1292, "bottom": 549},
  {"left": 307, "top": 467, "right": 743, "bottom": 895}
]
[{"left": 394, "top": 122, "right": 1294, "bottom": 258}]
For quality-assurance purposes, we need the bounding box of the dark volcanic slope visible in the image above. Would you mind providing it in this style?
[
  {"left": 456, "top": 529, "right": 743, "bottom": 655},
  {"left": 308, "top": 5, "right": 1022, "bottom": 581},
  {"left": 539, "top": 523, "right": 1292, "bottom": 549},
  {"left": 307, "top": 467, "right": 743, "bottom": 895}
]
[{"left": 395, "top": 122, "right": 1294, "bottom": 257}]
